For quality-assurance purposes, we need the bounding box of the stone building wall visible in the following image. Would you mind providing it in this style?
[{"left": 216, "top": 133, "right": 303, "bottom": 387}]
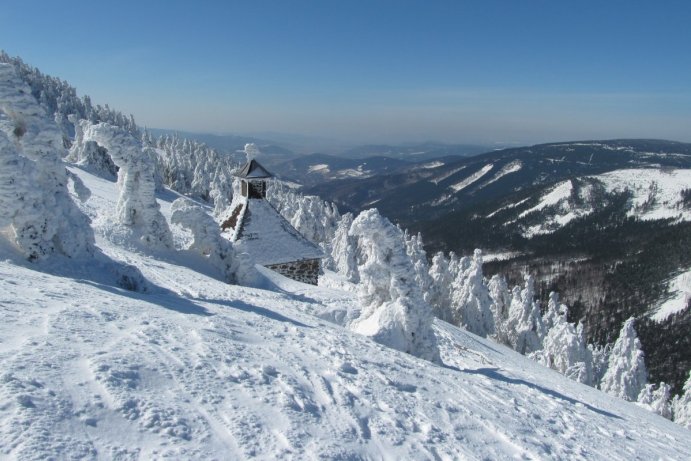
[{"left": 266, "top": 258, "right": 321, "bottom": 285}]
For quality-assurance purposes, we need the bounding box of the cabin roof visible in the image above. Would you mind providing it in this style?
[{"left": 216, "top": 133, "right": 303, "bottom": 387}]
[
  {"left": 236, "top": 159, "right": 273, "bottom": 179},
  {"left": 221, "top": 197, "right": 323, "bottom": 265}
]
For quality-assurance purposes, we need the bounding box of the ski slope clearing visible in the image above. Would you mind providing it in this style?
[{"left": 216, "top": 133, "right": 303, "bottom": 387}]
[
  {"left": 450, "top": 164, "right": 494, "bottom": 192},
  {"left": 1, "top": 167, "right": 690, "bottom": 460}
]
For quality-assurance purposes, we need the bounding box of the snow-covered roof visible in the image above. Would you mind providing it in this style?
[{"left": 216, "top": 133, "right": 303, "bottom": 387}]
[
  {"left": 224, "top": 197, "right": 324, "bottom": 265},
  {"left": 236, "top": 159, "right": 272, "bottom": 179}
]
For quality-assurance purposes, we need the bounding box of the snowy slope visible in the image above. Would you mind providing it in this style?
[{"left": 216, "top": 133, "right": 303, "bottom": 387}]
[
  {"left": 509, "top": 168, "right": 691, "bottom": 238},
  {"left": 1, "top": 167, "right": 690, "bottom": 460}
]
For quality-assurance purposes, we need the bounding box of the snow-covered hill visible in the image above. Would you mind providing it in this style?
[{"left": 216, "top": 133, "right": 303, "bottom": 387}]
[
  {"left": 1, "top": 158, "right": 690, "bottom": 459},
  {"left": 510, "top": 168, "right": 691, "bottom": 237}
]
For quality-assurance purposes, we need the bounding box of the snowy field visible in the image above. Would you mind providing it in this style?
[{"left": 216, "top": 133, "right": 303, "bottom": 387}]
[{"left": 1, "top": 167, "right": 690, "bottom": 459}]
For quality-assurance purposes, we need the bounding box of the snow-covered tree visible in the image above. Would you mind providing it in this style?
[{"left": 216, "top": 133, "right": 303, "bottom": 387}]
[
  {"left": 637, "top": 382, "right": 672, "bottom": 420},
  {"left": 590, "top": 343, "right": 612, "bottom": 387},
  {"left": 449, "top": 249, "right": 495, "bottom": 337},
  {"left": 530, "top": 293, "right": 593, "bottom": 385},
  {"left": 348, "top": 209, "right": 440, "bottom": 363},
  {"left": 505, "top": 275, "right": 545, "bottom": 354},
  {"left": 426, "top": 252, "right": 453, "bottom": 321},
  {"left": 0, "top": 63, "right": 94, "bottom": 261},
  {"left": 0, "top": 51, "right": 140, "bottom": 141},
  {"left": 83, "top": 123, "right": 172, "bottom": 248},
  {"left": 488, "top": 274, "right": 512, "bottom": 345},
  {"left": 404, "top": 231, "right": 432, "bottom": 297},
  {"left": 153, "top": 132, "right": 238, "bottom": 213},
  {"left": 66, "top": 117, "right": 118, "bottom": 179},
  {"left": 600, "top": 318, "right": 648, "bottom": 402},
  {"left": 672, "top": 371, "right": 691, "bottom": 429},
  {"left": 170, "top": 198, "right": 253, "bottom": 284},
  {"left": 329, "top": 212, "right": 359, "bottom": 282}
]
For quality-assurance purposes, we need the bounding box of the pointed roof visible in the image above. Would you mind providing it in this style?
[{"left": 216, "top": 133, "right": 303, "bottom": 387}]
[
  {"left": 236, "top": 159, "right": 272, "bottom": 179},
  {"left": 221, "top": 197, "right": 324, "bottom": 265}
]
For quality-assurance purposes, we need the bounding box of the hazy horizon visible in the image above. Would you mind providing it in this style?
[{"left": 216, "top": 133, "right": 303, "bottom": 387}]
[{"left": 2, "top": 1, "right": 690, "bottom": 146}]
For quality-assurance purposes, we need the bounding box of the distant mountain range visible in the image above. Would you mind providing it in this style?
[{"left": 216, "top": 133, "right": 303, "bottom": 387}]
[
  {"left": 303, "top": 139, "right": 691, "bottom": 393},
  {"left": 148, "top": 128, "right": 490, "bottom": 171}
]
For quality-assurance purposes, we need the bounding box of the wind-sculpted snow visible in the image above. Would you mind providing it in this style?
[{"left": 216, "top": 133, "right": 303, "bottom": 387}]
[
  {"left": 83, "top": 123, "right": 173, "bottom": 248},
  {"left": 1, "top": 166, "right": 691, "bottom": 459},
  {"left": 0, "top": 63, "right": 95, "bottom": 261}
]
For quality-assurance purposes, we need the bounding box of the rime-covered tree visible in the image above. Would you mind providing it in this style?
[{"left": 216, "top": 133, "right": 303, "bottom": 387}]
[
  {"left": 530, "top": 293, "right": 593, "bottom": 385},
  {"left": 506, "top": 275, "right": 545, "bottom": 354},
  {"left": 170, "top": 198, "right": 253, "bottom": 284},
  {"left": 600, "top": 318, "right": 648, "bottom": 402},
  {"left": 83, "top": 123, "right": 172, "bottom": 248},
  {"left": 449, "top": 249, "right": 495, "bottom": 337},
  {"left": 66, "top": 118, "right": 118, "bottom": 178},
  {"left": 637, "top": 382, "right": 672, "bottom": 420},
  {"left": 267, "top": 182, "right": 341, "bottom": 254},
  {"left": 348, "top": 209, "right": 440, "bottom": 363},
  {"left": 590, "top": 343, "right": 612, "bottom": 387},
  {"left": 0, "top": 51, "right": 140, "bottom": 141},
  {"left": 329, "top": 212, "right": 359, "bottom": 282},
  {"left": 0, "top": 63, "right": 94, "bottom": 260},
  {"left": 672, "top": 371, "right": 691, "bottom": 429},
  {"left": 426, "top": 252, "right": 453, "bottom": 321},
  {"left": 488, "top": 274, "right": 512, "bottom": 345},
  {"left": 153, "top": 132, "right": 238, "bottom": 213},
  {"left": 404, "top": 230, "right": 432, "bottom": 299}
]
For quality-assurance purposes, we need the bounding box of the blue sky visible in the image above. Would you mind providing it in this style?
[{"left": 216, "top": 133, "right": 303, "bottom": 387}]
[{"left": 2, "top": 0, "right": 690, "bottom": 146}]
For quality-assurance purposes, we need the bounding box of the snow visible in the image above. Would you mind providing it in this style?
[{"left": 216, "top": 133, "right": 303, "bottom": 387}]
[
  {"left": 225, "top": 197, "right": 324, "bottom": 266},
  {"left": 597, "top": 168, "right": 691, "bottom": 222},
  {"left": 431, "top": 165, "right": 466, "bottom": 185},
  {"left": 515, "top": 168, "right": 691, "bottom": 238},
  {"left": 486, "top": 197, "right": 531, "bottom": 218},
  {"left": 1, "top": 166, "right": 691, "bottom": 459},
  {"left": 651, "top": 268, "right": 691, "bottom": 321},
  {"left": 418, "top": 160, "right": 444, "bottom": 169},
  {"left": 307, "top": 163, "right": 330, "bottom": 173},
  {"left": 449, "top": 164, "right": 494, "bottom": 192},
  {"left": 481, "top": 160, "right": 523, "bottom": 188},
  {"left": 519, "top": 180, "right": 573, "bottom": 219}
]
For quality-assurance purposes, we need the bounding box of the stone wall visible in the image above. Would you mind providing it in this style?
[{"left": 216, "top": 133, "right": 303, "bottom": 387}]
[{"left": 266, "top": 258, "right": 321, "bottom": 285}]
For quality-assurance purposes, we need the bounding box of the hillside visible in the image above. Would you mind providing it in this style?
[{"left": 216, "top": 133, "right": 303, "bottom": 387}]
[
  {"left": 1, "top": 166, "right": 690, "bottom": 459},
  {"left": 306, "top": 139, "right": 691, "bottom": 393}
]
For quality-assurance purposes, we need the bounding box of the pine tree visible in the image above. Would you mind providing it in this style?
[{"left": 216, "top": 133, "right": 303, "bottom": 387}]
[
  {"left": 506, "top": 275, "right": 545, "bottom": 354},
  {"left": 426, "top": 252, "right": 453, "bottom": 321},
  {"left": 637, "top": 382, "right": 672, "bottom": 420},
  {"left": 329, "top": 213, "right": 359, "bottom": 282},
  {"left": 348, "top": 209, "right": 440, "bottom": 363},
  {"left": 600, "top": 318, "right": 648, "bottom": 402},
  {"left": 488, "top": 274, "right": 512, "bottom": 345},
  {"left": 530, "top": 294, "right": 593, "bottom": 385},
  {"left": 449, "top": 249, "right": 495, "bottom": 337},
  {"left": 672, "top": 371, "right": 691, "bottom": 429}
]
